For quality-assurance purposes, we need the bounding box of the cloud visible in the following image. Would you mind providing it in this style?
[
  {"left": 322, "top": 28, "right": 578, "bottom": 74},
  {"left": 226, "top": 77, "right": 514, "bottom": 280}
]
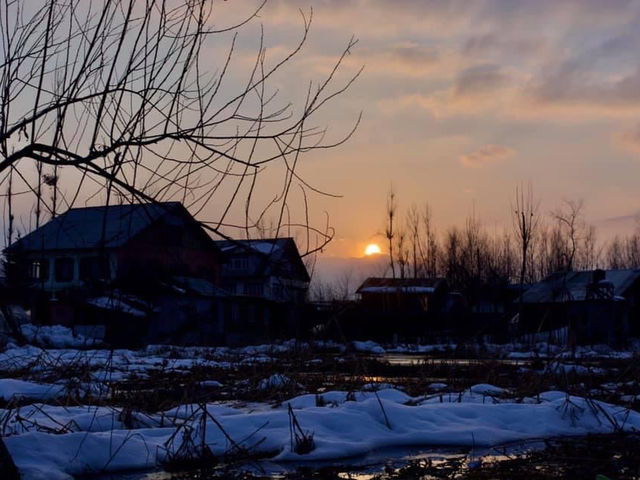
[
  {"left": 460, "top": 144, "right": 515, "bottom": 168},
  {"left": 454, "top": 64, "right": 512, "bottom": 97},
  {"left": 526, "top": 29, "right": 640, "bottom": 110},
  {"left": 614, "top": 124, "right": 640, "bottom": 155},
  {"left": 529, "top": 65, "right": 640, "bottom": 108},
  {"left": 462, "top": 33, "right": 546, "bottom": 59},
  {"left": 351, "top": 42, "right": 441, "bottom": 77}
]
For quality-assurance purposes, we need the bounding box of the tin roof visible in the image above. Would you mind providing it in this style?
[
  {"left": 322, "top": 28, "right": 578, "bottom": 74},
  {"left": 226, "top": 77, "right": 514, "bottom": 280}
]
[
  {"left": 521, "top": 269, "right": 640, "bottom": 303},
  {"left": 7, "top": 202, "right": 186, "bottom": 252},
  {"left": 356, "top": 277, "right": 445, "bottom": 294}
]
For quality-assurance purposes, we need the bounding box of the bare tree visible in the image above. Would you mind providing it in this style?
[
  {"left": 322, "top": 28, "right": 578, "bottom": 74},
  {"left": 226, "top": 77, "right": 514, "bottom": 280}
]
[
  {"left": 406, "top": 203, "right": 420, "bottom": 279},
  {"left": 385, "top": 186, "right": 397, "bottom": 278},
  {"left": 421, "top": 202, "right": 438, "bottom": 277},
  {"left": 577, "top": 224, "right": 600, "bottom": 270},
  {"left": 605, "top": 231, "right": 640, "bottom": 269},
  {"left": 443, "top": 226, "right": 461, "bottom": 288},
  {"left": 395, "top": 230, "right": 408, "bottom": 279},
  {"left": 512, "top": 184, "right": 540, "bottom": 303},
  {"left": 552, "top": 199, "right": 585, "bottom": 271},
  {"left": 0, "top": 0, "right": 361, "bottom": 255}
]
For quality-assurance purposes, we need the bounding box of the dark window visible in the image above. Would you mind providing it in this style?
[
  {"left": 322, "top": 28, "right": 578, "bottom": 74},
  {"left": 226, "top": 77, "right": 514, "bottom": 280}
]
[
  {"left": 55, "top": 258, "right": 74, "bottom": 282},
  {"left": 244, "top": 283, "right": 263, "bottom": 296},
  {"left": 30, "top": 259, "right": 49, "bottom": 281},
  {"left": 222, "top": 282, "right": 236, "bottom": 294},
  {"left": 231, "top": 257, "right": 249, "bottom": 270},
  {"left": 79, "top": 256, "right": 109, "bottom": 281}
]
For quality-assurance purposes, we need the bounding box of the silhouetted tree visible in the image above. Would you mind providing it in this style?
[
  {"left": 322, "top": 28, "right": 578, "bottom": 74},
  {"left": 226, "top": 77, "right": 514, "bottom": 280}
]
[
  {"left": 385, "top": 187, "right": 397, "bottom": 278},
  {"left": 0, "top": 0, "right": 360, "bottom": 255},
  {"left": 512, "top": 184, "right": 540, "bottom": 309},
  {"left": 552, "top": 199, "right": 585, "bottom": 271}
]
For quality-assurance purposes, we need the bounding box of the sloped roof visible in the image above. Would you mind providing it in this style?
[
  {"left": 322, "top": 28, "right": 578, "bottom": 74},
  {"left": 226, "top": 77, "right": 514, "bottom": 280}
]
[
  {"left": 356, "top": 277, "right": 445, "bottom": 294},
  {"left": 215, "top": 237, "right": 310, "bottom": 282},
  {"left": 521, "top": 269, "right": 640, "bottom": 303},
  {"left": 7, "top": 202, "right": 189, "bottom": 252}
]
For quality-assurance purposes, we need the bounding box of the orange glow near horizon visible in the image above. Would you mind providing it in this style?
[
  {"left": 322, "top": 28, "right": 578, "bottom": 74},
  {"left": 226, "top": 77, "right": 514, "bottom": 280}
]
[{"left": 364, "top": 243, "right": 382, "bottom": 256}]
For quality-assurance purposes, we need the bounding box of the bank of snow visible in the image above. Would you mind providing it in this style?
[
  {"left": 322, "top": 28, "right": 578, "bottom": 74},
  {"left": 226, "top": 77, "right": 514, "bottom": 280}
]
[
  {"left": 4, "top": 385, "right": 639, "bottom": 480},
  {"left": 20, "top": 324, "right": 99, "bottom": 348}
]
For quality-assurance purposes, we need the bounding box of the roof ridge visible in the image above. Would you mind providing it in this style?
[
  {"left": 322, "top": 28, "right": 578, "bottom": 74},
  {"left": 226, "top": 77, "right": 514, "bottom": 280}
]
[{"left": 62, "top": 201, "right": 181, "bottom": 212}]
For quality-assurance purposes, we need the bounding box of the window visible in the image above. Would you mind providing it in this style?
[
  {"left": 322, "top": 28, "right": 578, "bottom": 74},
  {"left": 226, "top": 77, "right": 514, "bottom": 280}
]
[
  {"left": 231, "top": 257, "right": 249, "bottom": 270},
  {"left": 54, "top": 257, "right": 74, "bottom": 282},
  {"left": 79, "top": 256, "right": 109, "bottom": 281},
  {"left": 30, "top": 259, "right": 49, "bottom": 281},
  {"left": 244, "top": 283, "right": 263, "bottom": 296},
  {"left": 222, "top": 282, "right": 236, "bottom": 294}
]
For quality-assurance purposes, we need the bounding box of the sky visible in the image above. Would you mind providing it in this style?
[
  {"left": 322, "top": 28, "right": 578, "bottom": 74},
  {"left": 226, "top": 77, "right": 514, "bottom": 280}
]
[
  {"left": 5, "top": 0, "right": 640, "bottom": 267},
  {"left": 227, "top": 0, "right": 640, "bottom": 260}
]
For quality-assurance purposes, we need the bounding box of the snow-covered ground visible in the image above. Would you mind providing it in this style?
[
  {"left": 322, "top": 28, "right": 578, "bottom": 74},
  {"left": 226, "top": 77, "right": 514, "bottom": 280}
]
[
  {"left": 2, "top": 386, "right": 638, "bottom": 480},
  {"left": 1, "top": 326, "right": 640, "bottom": 480}
]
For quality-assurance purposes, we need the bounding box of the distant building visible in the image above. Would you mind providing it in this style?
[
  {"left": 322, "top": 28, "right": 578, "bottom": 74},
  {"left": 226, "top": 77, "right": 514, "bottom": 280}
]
[
  {"left": 468, "top": 283, "right": 525, "bottom": 341},
  {"left": 344, "top": 277, "right": 466, "bottom": 341},
  {"left": 213, "top": 238, "right": 311, "bottom": 345},
  {"left": 518, "top": 269, "right": 640, "bottom": 346},
  {"left": 4, "top": 201, "right": 220, "bottom": 293},
  {"left": 215, "top": 238, "right": 310, "bottom": 303},
  {"left": 356, "top": 277, "right": 448, "bottom": 314}
]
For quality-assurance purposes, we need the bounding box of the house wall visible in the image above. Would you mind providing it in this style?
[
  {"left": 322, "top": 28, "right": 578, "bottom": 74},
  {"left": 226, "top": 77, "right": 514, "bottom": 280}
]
[
  {"left": 23, "top": 251, "right": 118, "bottom": 293},
  {"left": 359, "top": 292, "right": 431, "bottom": 313},
  {"left": 222, "top": 276, "right": 308, "bottom": 302},
  {"left": 520, "top": 299, "right": 630, "bottom": 346},
  {"left": 220, "top": 251, "right": 309, "bottom": 303},
  {"left": 117, "top": 221, "right": 219, "bottom": 282}
]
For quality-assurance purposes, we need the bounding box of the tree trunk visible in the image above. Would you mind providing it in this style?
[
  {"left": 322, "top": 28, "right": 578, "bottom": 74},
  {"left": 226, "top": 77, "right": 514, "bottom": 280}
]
[{"left": 0, "top": 437, "right": 19, "bottom": 480}]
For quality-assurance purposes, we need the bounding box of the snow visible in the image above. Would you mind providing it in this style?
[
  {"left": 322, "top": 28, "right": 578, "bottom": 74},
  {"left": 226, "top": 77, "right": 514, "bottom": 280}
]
[
  {"left": 0, "top": 379, "right": 66, "bottom": 401},
  {"left": 200, "top": 380, "right": 223, "bottom": 388},
  {"left": 250, "top": 241, "right": 282, "bottom": 254},
  {"left": 469, "top": 384, "right": 507, "bottom": 396},
  {"left": 3, "top": 386, "right": 639, "bottom": 479},
  {"left": 20, "top": 324, "right": 99, "bottom": 348},
  {"left": 258, "top": 374, "right": 293, "bottom": 390},
  {"left": 428, "top": 382, "right": 448, "bottom": 391},
  {"left": 1, "top": 336, "right": 640, "bottom": 478},
  {"left": 358, "top": 286, "right": 436, "bottom": 293},
  {"left": 352, "top": 340, "right": 385, "bottom": 354},
  {"left": 87, "top": 296, "right": 146, "bottom": 317}
]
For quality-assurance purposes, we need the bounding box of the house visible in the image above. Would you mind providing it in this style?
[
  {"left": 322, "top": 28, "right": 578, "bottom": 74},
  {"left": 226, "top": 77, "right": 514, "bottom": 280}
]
[
  {"left": 468, "top": 283, "right": 525, "bottom": 341},
  {"left": 342, "top": 277, "right": 465, "bottom": 341},
  {"left": 5, "top": 201, "right": 220, "bottom": 293},
  {"left": 215, "top": 238, "right": 310, "bottom": 303},
  {"left": 3, "top": 202, "right": 221, "bottom": 342},
  {"left": 213, "top": 238, "right": 311, "bottom": 344},
  {"left": 518, "top": 269, "right": 640, "bottom": 346},
  {"left": 356, "top": 277, "right": 449, "bottom": 313}
]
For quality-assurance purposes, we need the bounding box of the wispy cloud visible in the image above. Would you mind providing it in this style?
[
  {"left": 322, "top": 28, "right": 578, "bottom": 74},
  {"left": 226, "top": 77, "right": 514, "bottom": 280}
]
[
  {"left": 454, "top": 64, "right": 513, "bottom": 98},
  {"left": 614, "top": 124, "right": 640, "bottom": 155},
  {"left": 460, "top": 145, "right": 515, "bottom": 168}
]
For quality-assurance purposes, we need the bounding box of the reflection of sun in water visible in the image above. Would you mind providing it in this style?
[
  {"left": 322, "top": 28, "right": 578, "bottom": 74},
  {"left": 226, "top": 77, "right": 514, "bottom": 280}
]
[{"left": 364, "top": 243, "right": 382, "bottom": 256}]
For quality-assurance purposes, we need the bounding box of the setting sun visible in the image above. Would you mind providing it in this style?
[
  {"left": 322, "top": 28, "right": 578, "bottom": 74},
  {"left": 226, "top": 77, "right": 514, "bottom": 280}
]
[{"left": 364, "top": 243, "right": 382, "bottom": 256}]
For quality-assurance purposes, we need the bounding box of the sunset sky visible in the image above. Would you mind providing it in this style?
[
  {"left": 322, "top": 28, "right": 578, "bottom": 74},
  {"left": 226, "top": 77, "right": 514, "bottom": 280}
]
[
  {"left": 234, "top": 0, "right": 640, "bottom": 259},
  {"left": 5, "top": 1, "right": 640, "bottom": 263}
]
